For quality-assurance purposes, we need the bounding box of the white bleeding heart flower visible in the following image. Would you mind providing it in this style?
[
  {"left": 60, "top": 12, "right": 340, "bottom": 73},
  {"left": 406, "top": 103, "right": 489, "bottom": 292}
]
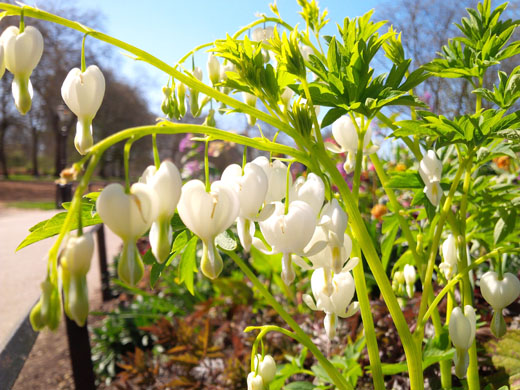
[
  {"left": 404, "top": 264, "right": 416, "bottom": 298},
  {"left": 139, "top": 161, "right": 182, "bottom": 263},
  {"left": 306, "top": 228, "right": 352, "bottom": 274},
  {"left": 256, "top": 200, "right": 319, "bottom": 285},
  {"left": 61, "top": 65, "right": 106, "bottom": 155},
  {"left": 440, "top": 234, "right": 458, "bottom": 280},
  {"left": 247, "top": 372, "right": 264, "bottom": 390},
  {"left": 327, "top": 115, "right": 378, "bottom": 173},
  {"left": 1, "top": 25, "right": 43, "bottom": 115},
  {"left": 60, "top": 232, "right": 94, "bottom": 327},
  {"left": 0, "top": 44, "right": 5, "bottom": 80},
  {"left": 424, "top": 181, "right": 442, "bottom": 207},
  {"left": 254, "top": 354, "right": 276, "bottom": 384},
  {"left": 289, "top": 173, "right": 325, "bottom": 217},
  {"left": 303, "top": 263, "right": 359, "bottom": 339},
  {"left": 221, "top": 162, "right": 268, "bottom": 251},
  {"left": 252, "top": 26, "right": 274, "bottom": 43},
  {"left": 480, "top": 271, "right": 520, "bottom": 310},
  {"left": 449, "top": 305, "right": 476, "bottom": 378},
  {"left": 97, "top": 183, "right": 158, "bottom": 285},
  {"left": 207, "top": 54, "right": 220, "bottom": 86},
  {"left": 480, "top": 271, "right": 520, "bottom": 337},
  {"left": 252, "top": 156, "right": 291, "bottom": 204},
  {"left": 177, "top": 180, "right": 239, "bottom": 279},
  {"left": 419, "top": 150, "right": 442, "bottom": 184},
  {"left": 319, "top": 199, "right": 348, "bottom": 247},
  {"left": 419, "top": 150, "right": 443, "bottom": 206}
]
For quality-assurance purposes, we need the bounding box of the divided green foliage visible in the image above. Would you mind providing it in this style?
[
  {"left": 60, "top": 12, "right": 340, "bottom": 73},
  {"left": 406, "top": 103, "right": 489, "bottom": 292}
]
[
  {"left": 304, "top": 10, "right": 428, "bottom": 121},
  {"left": 425, "top": 0, "right": 520, "bottom": 80}
]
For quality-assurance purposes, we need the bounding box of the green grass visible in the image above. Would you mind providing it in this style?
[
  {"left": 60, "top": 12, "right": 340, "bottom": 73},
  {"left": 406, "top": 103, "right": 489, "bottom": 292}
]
[
  {"left": 1, "top": 174, "right": 56, "bottom": 182},
  {"left": 7, "top": 201, "right": 56, "bottom": 210}
]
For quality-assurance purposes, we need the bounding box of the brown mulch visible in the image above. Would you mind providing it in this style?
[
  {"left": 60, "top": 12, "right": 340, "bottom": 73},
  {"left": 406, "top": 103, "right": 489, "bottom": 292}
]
[{"left": 0, "top": 180, "right": 112, "bottom": 203}]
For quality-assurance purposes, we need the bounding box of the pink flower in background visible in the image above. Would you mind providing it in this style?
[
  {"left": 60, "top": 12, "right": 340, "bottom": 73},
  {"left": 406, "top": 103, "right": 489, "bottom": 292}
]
[
  {"left": 179, "top": 133, "right": 194, "bottom": 153},
  {"left": 422, "top": 91, "right": 432, "bottom": 106}
]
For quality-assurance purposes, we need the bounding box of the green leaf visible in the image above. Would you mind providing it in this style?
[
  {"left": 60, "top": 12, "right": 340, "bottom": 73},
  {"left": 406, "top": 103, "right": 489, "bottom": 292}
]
[
  {"left": 386, "top": 171, "right": 423, "bottom": 189},
  {"left": 178, "top": 236, "right": 198, "bottom": 295},
  {"left": 150, "top": 262, "right": 166, "bottom": 288},
  {"left": 494, "top": 209, "right": 516, "bottom": 245},
  {"left": 381, "top": 217, "right": 399, "bottom": 272},
  {"left": 486, "top": 329, "right": 520, "bottom": 379},
  {"left": 215, "top": 229, "right": 237, "bottom": 251},
  {"left": 171, "top": 229, "right": 189, "bottom": 253},
  {"left": 284, "top": 382, "right": 316, "bottom": 390},
  {"left": 321, "top": 107, "right": 345, "bottom": 128},
  {"left": 17, "top": 203, "right": 102, "bottom": 251}
]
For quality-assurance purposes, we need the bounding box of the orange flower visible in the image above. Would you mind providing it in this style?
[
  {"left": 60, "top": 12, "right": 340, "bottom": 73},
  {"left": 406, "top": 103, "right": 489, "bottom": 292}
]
[
  {"left": 493, "top": 156, "right": 510, "bottom": 170},
  {"left": 371, "top": 204, "right": 387, "bottom": 221}
]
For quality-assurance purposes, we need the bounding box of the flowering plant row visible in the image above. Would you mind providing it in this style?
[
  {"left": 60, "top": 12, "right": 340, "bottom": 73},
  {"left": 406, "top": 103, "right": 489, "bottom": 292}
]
[{"left": 4, "top": 0, "right": 520, "bottom": 388}]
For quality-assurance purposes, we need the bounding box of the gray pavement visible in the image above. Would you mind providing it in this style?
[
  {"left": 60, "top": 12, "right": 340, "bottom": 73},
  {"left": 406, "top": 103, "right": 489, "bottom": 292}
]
[{"left": 0, "top": 206, "right": 121, "bottom": 351}]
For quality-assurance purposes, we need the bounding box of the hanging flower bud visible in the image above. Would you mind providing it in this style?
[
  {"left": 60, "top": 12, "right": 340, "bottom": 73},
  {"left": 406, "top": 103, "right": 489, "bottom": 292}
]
[
  {"left": 252, "top": 156, "right": 291, "bottom": 203},
  {"left": 1, "top": 25, "right": 44, "bottom": 115},
  {"left": 280, "top": 87, "right": 294, "bottom": 106},
  {"left": 247, "top": 372, "right": 264, "bottom": 390},
  {"left": 449, "top": 305, "right": 476, "bottom": 378},
  {"left": 207, "top": 54, "right": 220, "bottom": 86},
  {"left": 177, "top": 180, "right": 239, "bottom": 279},
  {"left": 403, "top": 264, "right": 416, "bottom": 298},
  {"left": 190, "top": 67, "right": 203, "bottom": 117},
  {"left": 254, "top": 354, "right": 277, "bottom": 384},
  {"left": 139, "top": 161, "right": 182, "bottom": 263},
  {"left": 222, "top": 162, "right": 268, "bottom": 251},
  {"left": 289, "top": 173, "right": 325, "bottom": 217},
  {"left": 392, "top": 270, "right": 405, "bottom": 295},
  {"left": 440, "top": 234, "right": 457, "bottom": 280},
  {"left": 96, "top": 183, "right": 158, "bottom": 285},
  {"left": 60, "top": 232, "right": 94, "bottom": 326},
  {"left": 328, "top": 115, "right": 377, "bottom": 173},
  {"left": 30, "top": 278, "right": 61, "bottom": 331},
  {"left": 242, "top": 91, "right": 258, "bottom": 126},
  {"left": 480, "top": 271, "right": 520, "bottom": 337},
  {"left": 177, "top": 82, "right": 187, "bottom": 116},
  {"left": 61, "top": 65, "right": 106, "bottom": 155},
  {"left": 303, "top": 263, "right": 359, "bottom": 339}
]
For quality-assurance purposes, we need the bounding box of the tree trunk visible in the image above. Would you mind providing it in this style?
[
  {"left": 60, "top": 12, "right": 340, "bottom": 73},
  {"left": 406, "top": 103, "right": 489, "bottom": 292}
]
[
  {"left": 31, "top": 125, "right": 39, "bottom": 177},
  {"left": 0, "top": 120, "right": 8, "bottom": 179}
]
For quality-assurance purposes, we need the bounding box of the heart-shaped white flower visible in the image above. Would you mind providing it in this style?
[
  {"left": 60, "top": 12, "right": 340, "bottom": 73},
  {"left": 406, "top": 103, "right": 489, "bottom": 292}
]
[
  {"left": 290, "top": 173, "right": 325, "bottom": 217},
  {"left": 449, "top": 305, "right": 476, "bottom": 378},
  {"left": 1, "top": 25, "right": 43, "bottom": 114},
  {"left": 61, "top": 65, "right": 106, "bottom": 155},
  {"left": 254, "top": 354, "right": 276, "bottom": 384},
  {"left": 97, "top": 183, "right": 158, "bottom": 285},
  {"left": 480, "top": 271, "right": 520, "bottom": 310},
  {"left": 139, "top": 161, "right": 182, "bottom": 263},
  {"left": 177, "top": 180, "right": 239, "bottom": 279},
  {"left": 252, "top": 156, "right": 291, "bottom": 203}
]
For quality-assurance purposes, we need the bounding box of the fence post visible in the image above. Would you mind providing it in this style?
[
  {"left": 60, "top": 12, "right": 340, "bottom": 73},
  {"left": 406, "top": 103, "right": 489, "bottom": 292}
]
[{"left": 96, "top": 224, "right": 113, "bottom": 302}]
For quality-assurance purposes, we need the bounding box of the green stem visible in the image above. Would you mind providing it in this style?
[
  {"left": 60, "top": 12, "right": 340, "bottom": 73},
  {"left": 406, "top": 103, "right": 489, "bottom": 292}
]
[
  {"left": 351, "top": 244, "right": 385, "bottom": 390},
  {"left": 88, "top": 122, "right": 309, "bottom": 165},
  {"left": 47, "top": 153, "right": 101, "bottom": 284},
  {"left": 300, "top": 77, "right": 322, "bottom": 145},
  {"left": 458, "top": 157, "right": 479, "bottom": 389},
  {"left": 81, "top": 33, "right": 88, "bottom": 72},
  {"left": 123, "top": 137, "right": 134, "bottom": 193},
  {"left": 204, "top": 138, "right": 210, "bottom": 192},
  {"left": 224, "top": 250, "right": 353, "bottom": 390},
  {"left": 315, "top": 146, "right": 424, "bottom": 389},
  {"left": 19, "top": 8, "right": 24, "bottom": 32},
  {"left": 420, "top": 248, "right": 509, "bottom": 325},
  {"left": 152, "top": 133, "right": 160, "bottom": 169},
  {"left": 284, "top": 161, "right": 293, "bottom": 214},
  {"left": 415, "top": 157, "right": 470, "bottom": 339}
]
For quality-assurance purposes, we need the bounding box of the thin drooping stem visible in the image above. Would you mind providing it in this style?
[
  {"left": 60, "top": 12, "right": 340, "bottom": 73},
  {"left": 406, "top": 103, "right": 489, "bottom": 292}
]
[
  {"left": 225, "top": 250, "right": 354, "bottom": 390},
  {"left": 351, "top": 244, "right": 385, "bottom": 390}
]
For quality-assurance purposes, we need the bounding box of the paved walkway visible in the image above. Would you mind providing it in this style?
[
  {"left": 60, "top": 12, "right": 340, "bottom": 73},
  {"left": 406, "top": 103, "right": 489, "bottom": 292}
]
[{"left": 0, "top": 206, "right": 121, "bottom": 351}]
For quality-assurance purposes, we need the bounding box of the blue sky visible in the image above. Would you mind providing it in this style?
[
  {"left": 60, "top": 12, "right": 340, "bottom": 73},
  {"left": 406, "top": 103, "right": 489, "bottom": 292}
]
[{"left": 71, "top": 0, "right": 386, "bottom": 112}]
